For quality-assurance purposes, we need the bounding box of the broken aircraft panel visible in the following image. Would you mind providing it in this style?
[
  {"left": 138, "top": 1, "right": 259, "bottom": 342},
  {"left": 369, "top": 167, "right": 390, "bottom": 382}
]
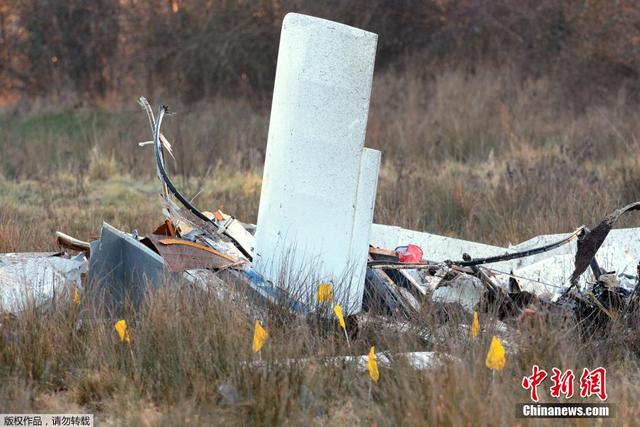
[{"left": 0, "top": 252, "right": 86, "bottom": 313}]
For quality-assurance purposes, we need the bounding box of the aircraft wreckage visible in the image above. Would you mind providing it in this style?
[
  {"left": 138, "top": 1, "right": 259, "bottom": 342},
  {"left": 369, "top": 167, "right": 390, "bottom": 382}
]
[{"left": 2, "top": 14, "right": 640, "bottom": 338}]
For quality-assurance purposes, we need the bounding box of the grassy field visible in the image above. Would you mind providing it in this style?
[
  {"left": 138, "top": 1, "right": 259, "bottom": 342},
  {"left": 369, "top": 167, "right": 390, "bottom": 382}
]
[{"left": 2, "top": 68, "right": 640, "bottom": 425}]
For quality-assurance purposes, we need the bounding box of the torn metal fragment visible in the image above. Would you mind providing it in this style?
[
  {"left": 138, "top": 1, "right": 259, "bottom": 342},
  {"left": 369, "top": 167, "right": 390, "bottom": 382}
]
[
  {"left": 148, "top": 104, "right": 254, "bottom": 259},
  {"left": 56, "top": 231, "right": 91, "bottom": 253},
  {"left": 152, "top": 219, "right": 177, "bottom": 237},
  {"left": 232, "top": 267, "right": 308, "bottom": 315},
  {"left": 88, "top": 224, "right": 305, "bottom": 314},
  {"left": 248, "top": 351, "right": 460, "bottom": 372},
  {"left": 146, "top": 234, "right": 242, "bottom": 272},
  {"left": 432, "top": 274, "right": 484, "bottom": 313},
  {"left": 363, "top": 267, "right": 413, "bottom": 317},
  {"left": 569, "top": 201, "right": 640, "bottom": 288},
  {"left": 88, "top": 223, "right": 179, "bottom": 307},
  {"left": 0, "top": 253, "right": 87, "bottom": 313}
]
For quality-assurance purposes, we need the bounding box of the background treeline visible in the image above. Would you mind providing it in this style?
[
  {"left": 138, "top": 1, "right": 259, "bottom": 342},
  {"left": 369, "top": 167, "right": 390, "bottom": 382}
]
[
  {"left": 1, "top": 0, "right": 639, "bottom": 109},
  {"left": 3, "top": 8, "right": 640, "bottom": 423}
]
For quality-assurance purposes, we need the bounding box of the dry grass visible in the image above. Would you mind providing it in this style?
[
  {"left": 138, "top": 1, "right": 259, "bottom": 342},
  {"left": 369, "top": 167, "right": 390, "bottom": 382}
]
[
  {"left": 2, "top": 66, "right": 640, "bottom": 425},
  {"left": 2, "top": 280, "right": 640, "bottom": 426}
]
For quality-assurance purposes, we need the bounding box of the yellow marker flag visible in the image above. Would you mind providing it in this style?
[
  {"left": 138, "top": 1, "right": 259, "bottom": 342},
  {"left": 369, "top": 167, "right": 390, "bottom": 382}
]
[
  {"left": 317, "top": 283, "right": 333, "bottom": 303},
  {"left": 368, "top": 345, "right": 380, "bottom": 382},
  {"left": 114, "top": 320, "right": 131, "bottom": 343},
  {"left": 471, "top": 311, "right": 480, "bottom": 338},
  {"left": 333, "top": 304, "right": 346, "bottom": 330},
  {"left": 252, "top": 320, "right": 268, "bottom": 353},
  {"left": 72, "top": 287, "right": 81, "bottom": 305},
  {"left": 485, "top": 336, "right": 506, "bottom": 371}
]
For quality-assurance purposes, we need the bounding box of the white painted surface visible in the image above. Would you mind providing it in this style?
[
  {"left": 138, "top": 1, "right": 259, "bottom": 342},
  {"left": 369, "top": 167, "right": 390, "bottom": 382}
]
[
  {"left": 370, "top": 223, "right": 513, "bottom": 269},
  {"left": 372, "top": 223, "right": 640, "bottom": 298},
  {"left": 254, "top": 13, "right": 378, "bottom": 313},
  {"left": 508, "top": 228, "right": 640, "bottom": 272},
  {"left": 497, "top": 228, "right": 640, "bottom": 298},
  {"left": 0, "top": 254, "right": 87, "bottom": 313},
  {"left": 432, "top": 274, "right": 484, "bottom": 313},
  {"left": 343, "top": 148, "right": 381, "bottom": 309}
]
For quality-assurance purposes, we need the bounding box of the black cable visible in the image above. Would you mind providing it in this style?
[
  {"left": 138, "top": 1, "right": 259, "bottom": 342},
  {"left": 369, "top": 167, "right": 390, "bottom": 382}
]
[
  {"left": 153, "top": 106, "right": 252, "bottom": 260},
  {"left": 367, "top": 227, "right": 583, "bottom": 269},
  {"left": 452, "top": 228, "right": 583, "bottom": 267}
]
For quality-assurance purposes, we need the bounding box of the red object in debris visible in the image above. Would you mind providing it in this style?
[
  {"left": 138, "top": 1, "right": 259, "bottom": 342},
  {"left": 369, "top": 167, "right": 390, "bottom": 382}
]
[{"left": 396, "top": 244, "right": 423, "bottom": 263}]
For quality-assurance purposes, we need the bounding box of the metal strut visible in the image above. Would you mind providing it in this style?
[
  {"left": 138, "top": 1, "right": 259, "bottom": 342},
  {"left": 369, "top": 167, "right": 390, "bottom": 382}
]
[{"left": 153, "top": 105, "right": 252, "bottom": 260}]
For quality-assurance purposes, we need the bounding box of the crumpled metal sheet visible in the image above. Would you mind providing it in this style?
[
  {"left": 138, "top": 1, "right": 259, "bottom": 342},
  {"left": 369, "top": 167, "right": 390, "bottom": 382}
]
[
  {"left": 249, "top": 351, "right": 461, "bottom": 372},
  {"left": 489, "top": 227, "right": 640, "bottom": 300},
  {"left": 490, "top": 260, "right": 633, "bottom": 304},
  {"left": 88, "top": 223, "right": 307, "bottom": 314},
  {"left": 0, "top": 252, "right": 61, "bottom": 267},
  {"left": 570, "top": 202, "right": 640, "bottom": 286},
  {"left": 0, "top": 253, "right": 87, "bottom": 313},
  {"left": 336, "top": 351, "right": 460, "bottom": 371},
  {"left": 364, "top": 268, "right": 411, "bottom": 316},
  {"left": 431, "top": 273, "right": 484, "bottom": 313},
  {"left": 88, "top": 222, "right": 179, "bottom": 307},
  {"left": 145, "top": 234, "right": 238, "bottom": 272},
  {"left": 372, "top": 222, "right": 640, "bottom": 302},
  {"left": 234, "top": 267, "right": 308, "bottom": 315}
]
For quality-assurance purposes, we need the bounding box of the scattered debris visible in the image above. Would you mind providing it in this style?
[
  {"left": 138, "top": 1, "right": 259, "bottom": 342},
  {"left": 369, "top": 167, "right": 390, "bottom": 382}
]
[
  {"left": 396, "top": 244, "right": 424, "bottom": 264},
  {"left": 569, "top": 201, "right": 640, "bottom": 288},
  {"left": 432, "top": 274, "right": 484, "bottom": 314},
  {"left": 348, "top": 350, "right": 461, "bottom": 372},
  {"left": 0, "top": 252, "right": 86, "bottom": 313},
  {"left": 248, "top": 350, "right": 460, "bottom": 372},
  {"left": 3, "top": 13, "right": 640, "bottom": 377},
  {"left": 56, "top": 231, "right": 91, "bottom": 253},
  {"left": 145, "top": 234, "right": 242, "bottom": 272},
  {"left": 3, "top": 95, "right": 640, "bottom": 341},
  {"left": 217, "top": 383, "right": 241, "bottom": 407},
  {"left": 88, "top": 223, "right": 178, "bottom": 307}
]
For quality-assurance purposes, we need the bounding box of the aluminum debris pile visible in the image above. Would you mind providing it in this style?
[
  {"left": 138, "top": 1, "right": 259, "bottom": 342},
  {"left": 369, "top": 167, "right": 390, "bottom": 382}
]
[
  {"left": 0, "top": 252, "right": 86, "bottom": 313},
  {"left": 2, "top": 13, "right": 640, "bottom": 342}
]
